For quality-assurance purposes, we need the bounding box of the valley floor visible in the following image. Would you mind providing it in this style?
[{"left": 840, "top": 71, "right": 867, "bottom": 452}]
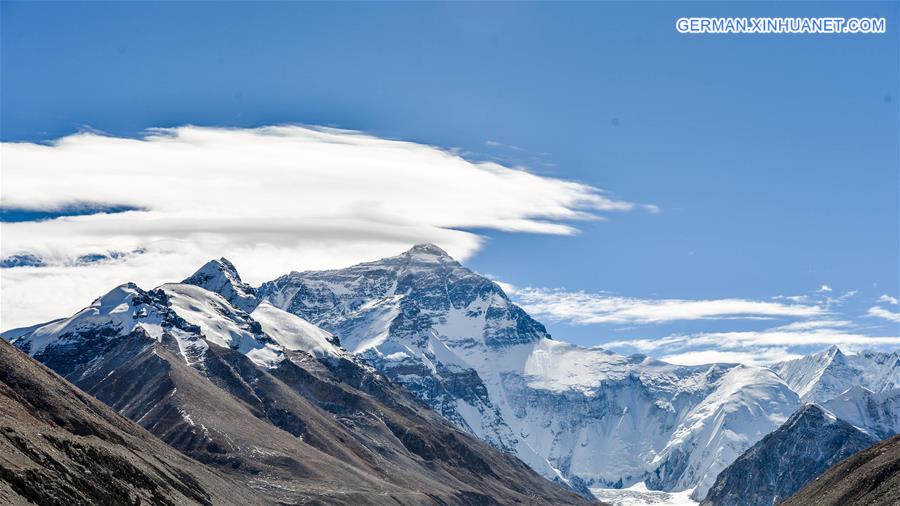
[{"left": 590, "top": 483, "right": 698, "bottom": 506}]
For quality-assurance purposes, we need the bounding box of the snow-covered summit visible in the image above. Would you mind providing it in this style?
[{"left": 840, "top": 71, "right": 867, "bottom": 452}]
[
  {"left": 770, "top": 345, "right": 899, "bottom": 403},
  {"left": 6, "top": 282, "right": 168, "bottom": 358},
  {"left": 183, "top": 257, "right": 258, "bottom": 312},
  {"left": 5, "top": 275, "right": 347, "bottom": 374},
  {"left": 258, "top": 243, "right": 548, "bottom": 351},
  {"left": 402, "top": 243, "right": 456, "bottom": 261}
]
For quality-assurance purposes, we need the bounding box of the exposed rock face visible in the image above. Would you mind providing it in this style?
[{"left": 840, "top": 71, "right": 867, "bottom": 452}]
[
  {"left": 701, "top": 404, "right": 877, "bottom": 506},
  {"left": 781, "top": 433, "right": 900, "bottom": 506},
  {"left": 0, "top": 339, "right": 264, "bottom": 506},
  {"left": 6, "top": 262, "right": 592, "bottom": 505}
]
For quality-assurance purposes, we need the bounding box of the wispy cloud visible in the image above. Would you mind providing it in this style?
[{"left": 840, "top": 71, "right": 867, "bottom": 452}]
[
  {"left": 508, "top": 286, "right": 897, "bottom": 366},
  {"left": 775, "top": 319, "right": 852, "bottom": 331},
  {"left": 877, "top": 294, "right": 899, "bottom": 305},
  {"left": 511, "top": 287, "right": 825, "bottom": 325},
  {"left": 868, "top": 306, "right": 900, "bottom": 323},
  {"left": 604, "top": 318, "right": 898, "bottom": 365},
  {"left": 608, "top": 326, "right": 899, "bottom": 352},
  {"left": 0, "top": 125, "right": 652, "bottom": 330},
  {"left": 662, "top": 348, "right": 803, "bottom": 367}
]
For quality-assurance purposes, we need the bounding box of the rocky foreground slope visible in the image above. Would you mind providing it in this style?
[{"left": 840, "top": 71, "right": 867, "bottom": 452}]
[
  {"left": 781, "top": 433, "right": 900, "bottom": 506},
  {"left": 0, "top": 338, "right": 264, "bottom": 506}
]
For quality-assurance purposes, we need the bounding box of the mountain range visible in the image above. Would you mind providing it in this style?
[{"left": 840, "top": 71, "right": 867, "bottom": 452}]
[
  {"left": 4, "top": 244, "right": 899, "bottom": 503},
  {"left": 3, "top": 257, "right": 590, "bottom": 504}
]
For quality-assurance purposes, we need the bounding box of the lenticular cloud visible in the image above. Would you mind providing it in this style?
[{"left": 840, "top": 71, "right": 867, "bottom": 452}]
[{"left": 0, "top": 125, "right": 643, "bottom": 329}]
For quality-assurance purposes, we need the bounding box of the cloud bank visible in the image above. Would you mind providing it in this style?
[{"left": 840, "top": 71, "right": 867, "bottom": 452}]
[
  {"left": 509, "top": 286, "right": 899, "bottom": 365},
  {"left": 1, "top": 125, "right": 645, "bottom": 329},
  {"left": 510, "top": 287, "right": 826, "bottom": 325}
]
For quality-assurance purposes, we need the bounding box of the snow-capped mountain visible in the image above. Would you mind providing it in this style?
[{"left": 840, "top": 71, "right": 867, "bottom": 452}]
[
  {"left": 256, "top": 244, "right": 810, "bottom": 500},
  {"left": 770, "top": 346, "right": 899, "bottom": 403},
  {"left": 5, "top": 257, "right": 591, "bottom": 505}
]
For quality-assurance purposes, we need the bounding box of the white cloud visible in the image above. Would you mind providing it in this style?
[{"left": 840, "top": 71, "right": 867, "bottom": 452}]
[
  {"left": 662, "top": 348, "right": 802, "bottom": 367},
  {"left": 605, "top": 321, "right": 899, "bottom": 365},
  {"left": 774, "top": 319, "right": 852, "bottom": 331},
  {"left": 491, "top": 280, "right": 518, "bottom": 296},
  {"left": 508, "top": 285, "right": 897, "bottom": 366},
  {"left": 0, "top": 125, "right": 649, "bottom": 330},
  {"left": 877, "top": 294, "right": 899, "bottom": 305},
  {"left": 818, "top": 284, "right": 833, "bottom": 293},
  {"left": 868, "top": 306, "right": 900, "bottom": 323},
  {"left": 512, "top": 287, "right": 825, "bottom": 325}
]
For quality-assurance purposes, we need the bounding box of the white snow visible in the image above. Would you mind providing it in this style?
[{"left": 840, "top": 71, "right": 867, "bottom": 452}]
[
  {"left": 251, "top": 302, "right": 341, "bottom": 358},
  {"left": 821, "top": 385, "right": 900, "bottom": 437},
  {"left": 770, "top": 346, "right": 899, "bottom": 403},
  {"left": 13, "top": 283, "right": 165, "bottom": 355},
  {"left": 161, "top": 283, "right": 262, "bottom": 353},
  {"left": 591, "top": 483, "right": 698, "bottom": 506}
]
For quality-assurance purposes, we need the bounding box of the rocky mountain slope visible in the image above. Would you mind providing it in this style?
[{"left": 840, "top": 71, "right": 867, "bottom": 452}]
[
  {"left": 780, "top": 433, "right": 900, "bottom": 506},
  {"left": 700, "top": 404, "right": 878, "bottom": 506},
  {"left": 0, "top": 338, "right": 264, "bottom": 506},
  {"left": 6, "top": 259, "right": 592, "bottom": 505}
]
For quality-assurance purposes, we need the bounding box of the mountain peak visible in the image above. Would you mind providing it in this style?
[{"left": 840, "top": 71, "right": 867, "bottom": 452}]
[
  {"left": 404, "top": 243, "right": 452, "bottom": 258},
  {"left": 183, "top": 257, "right": 257, "bottom": 312},
  {"left": 394, "top": 243, "right": 461, "bottom": 267},
  {"left": 207, "top": 257, "right": 241, "bottom": 278},
  {"left": 824, "top": 344, "right": 848, "bottom": 365}
]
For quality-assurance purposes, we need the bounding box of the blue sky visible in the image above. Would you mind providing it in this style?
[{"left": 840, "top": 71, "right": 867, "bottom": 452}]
[{"left": 1, "top": 2, "right": 898, "bottom": 363}]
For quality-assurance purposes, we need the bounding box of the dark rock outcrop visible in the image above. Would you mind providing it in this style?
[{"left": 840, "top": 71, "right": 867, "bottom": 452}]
[
  {"left": 780, "top": 433, "right": 900, "bottom": 506},
  {"left": 701, "top": 404, "right": 877, "bottom": 506}
]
